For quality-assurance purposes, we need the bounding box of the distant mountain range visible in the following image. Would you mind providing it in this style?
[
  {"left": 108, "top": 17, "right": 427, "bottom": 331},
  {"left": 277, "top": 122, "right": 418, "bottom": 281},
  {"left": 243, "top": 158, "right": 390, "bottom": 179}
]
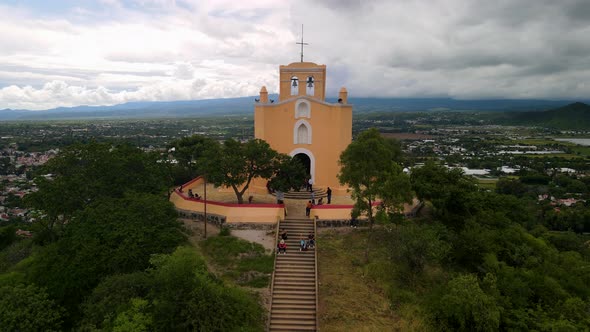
[
  {"left": 0, "top": 96, "right": 589, "bottom": 121},
  {"left": 498, "top": 102, "right": 590, "bottom": 130}
]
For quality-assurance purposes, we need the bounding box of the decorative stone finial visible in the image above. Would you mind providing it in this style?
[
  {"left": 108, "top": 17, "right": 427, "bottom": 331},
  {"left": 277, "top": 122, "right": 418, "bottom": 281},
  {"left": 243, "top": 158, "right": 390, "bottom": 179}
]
[
  {"left": 338, "top": 87, "right": 348, "bottom": 104},
  {"left": 260, "top": 86, "right": 268, "bottom": 103}
]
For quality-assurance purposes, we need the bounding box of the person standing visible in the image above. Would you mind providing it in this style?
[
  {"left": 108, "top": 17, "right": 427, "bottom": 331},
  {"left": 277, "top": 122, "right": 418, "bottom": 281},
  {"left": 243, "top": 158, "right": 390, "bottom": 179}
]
[
  {"left": 305, "top": 200, "right": 313, "bottom": 217},
  {"left": 326, "top": 187, "right": 332, "bottom": 204},
  {"left": 308, "top": 178, "right": 313, "bottom": 192},
  {"left": 310, "top": 191, "right": 315, "bottom": 205}
]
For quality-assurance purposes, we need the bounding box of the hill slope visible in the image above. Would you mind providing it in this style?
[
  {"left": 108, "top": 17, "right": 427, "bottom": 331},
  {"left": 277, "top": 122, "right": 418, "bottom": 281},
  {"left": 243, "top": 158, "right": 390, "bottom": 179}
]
[{"left": 505, "top": 102, "right": 590, "bottom": 129}]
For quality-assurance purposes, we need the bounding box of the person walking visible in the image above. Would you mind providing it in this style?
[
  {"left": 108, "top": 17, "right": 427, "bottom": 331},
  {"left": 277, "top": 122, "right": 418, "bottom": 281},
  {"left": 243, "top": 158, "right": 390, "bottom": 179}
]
[
  {"left": 305, "top": 200, "right": 313, "bottom": 217},
  {"left": 326, "top": 187, "right": 332, "bottom": 204}
]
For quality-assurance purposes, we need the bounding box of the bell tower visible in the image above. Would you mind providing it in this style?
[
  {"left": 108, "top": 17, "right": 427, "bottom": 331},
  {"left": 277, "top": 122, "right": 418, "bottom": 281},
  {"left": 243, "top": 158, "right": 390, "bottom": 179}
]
[{"left": 279, "top": 63, "right": 327, "bottom": 102}]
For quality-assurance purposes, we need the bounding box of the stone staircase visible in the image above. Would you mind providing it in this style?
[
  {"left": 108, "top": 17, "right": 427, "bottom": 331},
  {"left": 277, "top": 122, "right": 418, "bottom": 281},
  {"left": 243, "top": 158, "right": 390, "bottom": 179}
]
[
  {"left": 273, "top": 188, "right": 327, "bottom": 200},
  {"left": 269, "top": 217, "right": 318, "bottom": 331}
]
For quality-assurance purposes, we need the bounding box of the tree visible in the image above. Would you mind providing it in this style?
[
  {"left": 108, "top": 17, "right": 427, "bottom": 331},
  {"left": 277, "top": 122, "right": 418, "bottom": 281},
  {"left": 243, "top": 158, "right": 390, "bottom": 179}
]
[
  {"left": 268, "top": 154, "right": 307, "bottom": 193},
  {"left": 113, "top": 298, "right": 153, "bottom": 332},
  {"left": 167, "top": 135, "right": 216, "bottom": 185},
  {"left": 203, "top": 138, "right": 283, "bottom": 204},
  {"left": 339, "top": 128, "right": 412, "bottom": 228},
  {"left": 28, "top": 193, "right": 184, "bottom": 319},
  {"left": 388, "top": 223, "right": 450, "bottom": 284},
  {"left": 80, "top": 272, "right": 151, "bottom": 331},
  {"left": 148, "top": 247, "right": 264, "bottom": 331},
  {"left": 26, "top": 142, "right": 171, "bottom": 242},
  {"left": 0, "top": 284, "right": 64, "bottom": 331},
  {"left": 428, "top": 274, "right": 500, "bottom": 331},
  {"left": 410, "top": 161, "right": 477, "bottom": 229},
  {"left": 339, "top": 129, "right": 412, "bottom": 262}
]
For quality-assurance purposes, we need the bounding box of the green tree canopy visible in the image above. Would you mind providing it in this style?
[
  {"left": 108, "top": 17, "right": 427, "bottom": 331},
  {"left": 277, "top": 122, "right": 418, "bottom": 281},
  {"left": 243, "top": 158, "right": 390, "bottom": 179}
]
[
  {"left": 428, "top": 274, "right": 500, "bottom": 332},
  {"left": 167, "top": 135, "right": 216, "bottom": 185},
  {"left": 339, "top": 128, "right": 412, "bottom": 226},
  {"left": 26, "top": 142, "right": 170, "bottom": 241},
  {"left": 267, "top": 154, "right": 307, "bottom": 193},
  {"left": 28, "top": 193, "right": 184, "bottom": 318},
  {"left": 203, "top": 138, "right": 293, "bottom": 203},
  {"left": 0, "top": 283, "right": 64, "bottom": 331},
  {"left": 410, "top": 161, "right": 477, "bottom": 229}
]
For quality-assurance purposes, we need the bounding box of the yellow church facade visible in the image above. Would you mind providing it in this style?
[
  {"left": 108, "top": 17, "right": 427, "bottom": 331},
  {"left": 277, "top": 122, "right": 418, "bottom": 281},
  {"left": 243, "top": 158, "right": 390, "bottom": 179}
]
[{"left": 254, "top": 61, "right": 352, "bottom": 195}]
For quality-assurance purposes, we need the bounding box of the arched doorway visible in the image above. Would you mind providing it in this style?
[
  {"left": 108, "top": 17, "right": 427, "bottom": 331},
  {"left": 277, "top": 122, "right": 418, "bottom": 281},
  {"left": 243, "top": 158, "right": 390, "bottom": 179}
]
[
  {"left": 290, "top": 148, "right": 315, "bottom": 182},
  {"left": 293, "top": 153, "right": 311, "bottom": 176}
]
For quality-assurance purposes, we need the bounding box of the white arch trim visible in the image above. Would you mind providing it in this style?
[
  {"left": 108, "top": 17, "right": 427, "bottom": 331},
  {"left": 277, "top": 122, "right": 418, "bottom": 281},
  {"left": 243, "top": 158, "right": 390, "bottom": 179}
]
[
  {"left": 294, "top": 99, "right": 311, "bottom": 119},
  {"left": 293, "top": 119, "right": 312, "bottom": 144},
  {"left": 290, "top": 148, "right": 316, "bottom": 182}
]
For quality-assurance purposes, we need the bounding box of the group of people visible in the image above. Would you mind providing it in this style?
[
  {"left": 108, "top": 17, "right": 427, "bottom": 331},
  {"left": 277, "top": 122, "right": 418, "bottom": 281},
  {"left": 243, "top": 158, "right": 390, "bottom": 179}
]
[
  {"left": 300, "top": 233, "right": 315, "bottom": 251},
  {"left": 303, "top": 186, "right": 333, "bottom": 216},
  {"left": 276, "top": 230, "right": 315, "bottom": 254},
  {"left": 187, "top": 189, "right": 201, "bottom": 200}
]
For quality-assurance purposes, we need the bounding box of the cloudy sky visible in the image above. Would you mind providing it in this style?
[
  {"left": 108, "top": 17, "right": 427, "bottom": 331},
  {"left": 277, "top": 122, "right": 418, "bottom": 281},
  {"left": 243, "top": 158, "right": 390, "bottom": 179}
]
[{"left": 1, "top": 0, "right": 589, "bottom": 110}]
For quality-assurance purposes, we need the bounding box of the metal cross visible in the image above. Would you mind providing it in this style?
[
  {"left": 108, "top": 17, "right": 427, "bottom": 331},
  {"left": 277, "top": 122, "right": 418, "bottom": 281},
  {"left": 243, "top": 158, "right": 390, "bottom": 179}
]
[{"left": 296, "top": 24, "right": 308, "bottom": 62}]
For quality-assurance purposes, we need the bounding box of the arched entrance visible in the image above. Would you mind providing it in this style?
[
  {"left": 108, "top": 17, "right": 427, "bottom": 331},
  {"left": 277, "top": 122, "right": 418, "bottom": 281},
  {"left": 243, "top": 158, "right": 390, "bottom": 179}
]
[
  {"left": 293, "top": 153, "right": 311, "bottom": 176},
  {"left": 290, "top": 148, "right": 316, "bottom": 182}
]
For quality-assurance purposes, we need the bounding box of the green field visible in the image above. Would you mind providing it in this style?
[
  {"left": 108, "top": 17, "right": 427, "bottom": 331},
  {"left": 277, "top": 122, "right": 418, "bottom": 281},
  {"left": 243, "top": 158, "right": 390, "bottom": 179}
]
[{"left": 476, "top": 178, "right": 498, "bottom": 190}]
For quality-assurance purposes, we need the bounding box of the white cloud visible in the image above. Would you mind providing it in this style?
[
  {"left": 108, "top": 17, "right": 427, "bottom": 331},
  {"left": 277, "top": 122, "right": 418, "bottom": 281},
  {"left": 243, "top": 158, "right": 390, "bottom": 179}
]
[{"left": 0, "top": 0, "right": 589, "bottom": 110}]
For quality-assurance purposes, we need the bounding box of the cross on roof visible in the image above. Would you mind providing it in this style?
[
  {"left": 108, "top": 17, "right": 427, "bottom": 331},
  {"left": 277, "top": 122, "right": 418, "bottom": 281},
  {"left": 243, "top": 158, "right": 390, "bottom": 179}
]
[{"left": 296, "top": 24, "right": 308, "bottom": 62}]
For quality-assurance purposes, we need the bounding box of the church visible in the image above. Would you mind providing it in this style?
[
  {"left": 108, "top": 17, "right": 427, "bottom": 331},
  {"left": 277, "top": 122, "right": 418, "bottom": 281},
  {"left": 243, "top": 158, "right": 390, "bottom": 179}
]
[{"left": 254, "top": 61, "right": 352, "bottom": 196}]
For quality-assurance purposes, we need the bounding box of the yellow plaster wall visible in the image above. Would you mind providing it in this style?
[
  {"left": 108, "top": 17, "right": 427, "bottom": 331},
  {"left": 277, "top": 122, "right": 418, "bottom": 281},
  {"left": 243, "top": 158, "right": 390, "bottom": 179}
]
[
  {"left": 255, "top": 100, "right": 352, "bottom": 194},
  {"left": 170, "top": 191, "right": 284, "bottom": 224}
]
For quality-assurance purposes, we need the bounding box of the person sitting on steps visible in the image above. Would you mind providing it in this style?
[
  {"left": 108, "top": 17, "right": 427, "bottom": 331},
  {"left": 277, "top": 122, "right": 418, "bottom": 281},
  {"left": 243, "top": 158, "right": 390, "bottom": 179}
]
[
  {"left": 317, "top": 197, "right": 323, "bottom": 205},
  {"left": 299, "top": 235, "right": 307, "bottom": 251},
  {"left": 280, "top": 229, "right": 288, "bottom": 241},
  {"left": 308, "top": 232, "right": 315, "bottom": 249},
  {"left": 277, "top": 239, "right": 287, "bottom": 254}
]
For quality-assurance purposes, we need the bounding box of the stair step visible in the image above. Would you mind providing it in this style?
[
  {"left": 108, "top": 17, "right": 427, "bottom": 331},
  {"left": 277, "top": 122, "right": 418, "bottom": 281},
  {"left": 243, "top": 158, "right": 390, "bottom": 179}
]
[
  {"left": 274, "top": 269, "right": 315, "bottom": 273},
  {"left": 272, "top": 297, "right": 316, "bottom": 302},
  {"left": 276, "top": 261, "right": 315, "bottom": 266},
  {"left": 271, "top": 304, "right": 316, "bottom": 310},
  {"left": 276, "top": 258, "right": 315, "bottom": 263},
  {"left": 272, "top": 308, "right": 316, "bottom": 315},
  {"left": 273, "top": 293, "right": 316, "bottom": 299},
  {"left": 271, "top": 313, "right": 316, "bottom": 321},
  {"left": 273, "top": 277, "right": 315, "bottom": 283},
  {"left": 270, "top": 325, "right": 316, "bottom": 331},
  {"left": 274, "top": 280, "right": 316, "bottom": 286},
  {"left": 272, "top": 288, "right": 315, "bottom": 299},
  {"left": 275, "top": 266, "right": 315, "bottom": 272},
  {"left": 274, "top": 286, "right": 316, "bottom": 292},
  {"left": 270, "top": 319, "right": 316, "bottom": 326}
]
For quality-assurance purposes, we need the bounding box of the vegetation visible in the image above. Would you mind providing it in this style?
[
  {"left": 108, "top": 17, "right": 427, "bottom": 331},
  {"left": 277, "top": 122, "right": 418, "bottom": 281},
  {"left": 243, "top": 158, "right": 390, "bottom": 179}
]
[
  {"left": 340, "top": 129, "right": 411, "bottom": 222},
  {"left": 0, "top": 142, "right": 266, "bottom": 331},
  {"left": 338, "top": 128, "right": 412, "bottom": 261},
  {"left": 169, "top": 135, "right": 306, "bottom": 203},
  {"left": 200, "top": 234, "right": 274, "bottom": 288},
  {"left": 323, "top": 159, "right": 590, "bottom": 331}
]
